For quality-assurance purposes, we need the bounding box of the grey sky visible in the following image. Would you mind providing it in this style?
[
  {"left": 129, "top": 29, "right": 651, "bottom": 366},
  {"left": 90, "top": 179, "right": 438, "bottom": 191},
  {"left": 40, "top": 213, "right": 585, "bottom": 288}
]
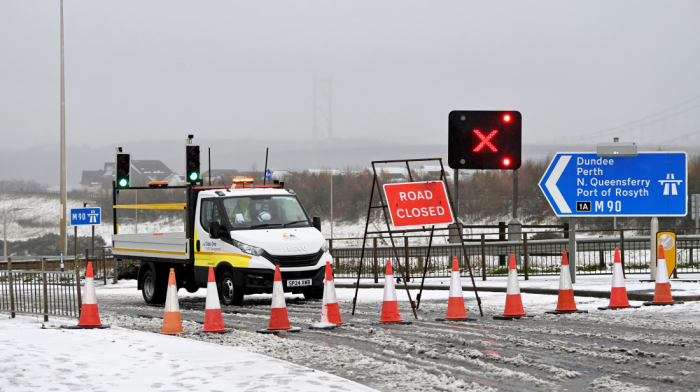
[{"left": 1, "top": 0, "right": 699, "bottom": 151}]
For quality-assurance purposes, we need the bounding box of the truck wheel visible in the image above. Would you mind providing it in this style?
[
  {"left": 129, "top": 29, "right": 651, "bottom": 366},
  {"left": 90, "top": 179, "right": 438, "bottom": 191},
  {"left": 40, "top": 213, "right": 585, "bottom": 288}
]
[
  {"left": 218, "top": 270, "right": 244, "bottom": 306},
  {"left": 184, "top": 278, "right": 199, "bottom": 293},
  {"left": 141, "top": 268, "right": 167, "bottom": 304},
  {"left": 303, "top": 287, "right": 324, "bottom": 300}
]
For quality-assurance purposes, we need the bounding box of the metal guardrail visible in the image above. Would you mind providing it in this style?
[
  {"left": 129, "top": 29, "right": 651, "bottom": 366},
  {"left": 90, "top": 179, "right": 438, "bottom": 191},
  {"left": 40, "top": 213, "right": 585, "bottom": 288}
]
[
  {"left": 1, "top": 251, "right": 139, "bottom": 285},
  {"left": 0, "top": 259, "right": 81, "bottom": 320},
  {"left": 331, "top": 235, "right": 700, "bottom": 280}
]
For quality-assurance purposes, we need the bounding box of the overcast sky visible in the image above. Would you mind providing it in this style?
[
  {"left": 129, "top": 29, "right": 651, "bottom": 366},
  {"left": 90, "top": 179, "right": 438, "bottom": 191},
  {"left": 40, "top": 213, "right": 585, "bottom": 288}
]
[{"left": 1, "top": 0, "right": 699, "bottom": 150}]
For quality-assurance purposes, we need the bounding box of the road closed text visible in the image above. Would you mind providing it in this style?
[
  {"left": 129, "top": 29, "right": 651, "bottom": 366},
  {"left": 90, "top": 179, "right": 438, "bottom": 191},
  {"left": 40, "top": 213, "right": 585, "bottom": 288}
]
[
  {"left": 383, "top": 182, "right": 454, "bottom": 227},
  {"left": 396, "top": 205, "right": 446, "bottom": 219}
]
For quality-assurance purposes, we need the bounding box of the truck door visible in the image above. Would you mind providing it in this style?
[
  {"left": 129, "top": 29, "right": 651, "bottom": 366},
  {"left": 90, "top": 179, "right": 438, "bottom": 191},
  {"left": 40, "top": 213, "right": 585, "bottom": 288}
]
[{"left": 195, "top": 198, "right": 224, "bottom": 268}]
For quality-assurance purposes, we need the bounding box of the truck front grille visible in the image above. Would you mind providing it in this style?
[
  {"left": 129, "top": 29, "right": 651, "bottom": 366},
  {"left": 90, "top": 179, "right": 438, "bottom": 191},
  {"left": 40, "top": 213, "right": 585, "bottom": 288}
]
[{"left": 262, "top": 249, "right": 324, "bottom": 267}]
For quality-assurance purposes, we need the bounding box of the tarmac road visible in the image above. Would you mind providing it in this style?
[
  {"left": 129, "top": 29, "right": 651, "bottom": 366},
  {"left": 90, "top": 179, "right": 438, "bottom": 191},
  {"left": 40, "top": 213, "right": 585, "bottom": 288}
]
[{"left": 98, "top": 289, "right": 700, "bottom": 392}]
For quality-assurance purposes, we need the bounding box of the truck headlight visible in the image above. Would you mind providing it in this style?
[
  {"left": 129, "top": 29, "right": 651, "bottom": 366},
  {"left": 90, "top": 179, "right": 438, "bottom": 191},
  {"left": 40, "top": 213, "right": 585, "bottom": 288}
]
[
  {"left": 233, "top": 239, "right": 264, "bottom": 256},
  {"left": 321, "top": 242, "right": 329, "bottom": 252}
]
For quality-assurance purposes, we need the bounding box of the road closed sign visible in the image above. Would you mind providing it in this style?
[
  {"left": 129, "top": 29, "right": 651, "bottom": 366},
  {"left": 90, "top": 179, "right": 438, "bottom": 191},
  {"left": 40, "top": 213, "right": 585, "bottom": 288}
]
[{"left": 383, "top": 181, "right": 454, "bottom": 228}]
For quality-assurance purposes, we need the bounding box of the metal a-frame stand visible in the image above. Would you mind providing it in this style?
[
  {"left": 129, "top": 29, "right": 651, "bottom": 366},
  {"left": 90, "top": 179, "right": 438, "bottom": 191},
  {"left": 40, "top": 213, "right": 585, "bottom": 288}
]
[{"left": 351, "top": 158, "right": 483, "bottom": 318}]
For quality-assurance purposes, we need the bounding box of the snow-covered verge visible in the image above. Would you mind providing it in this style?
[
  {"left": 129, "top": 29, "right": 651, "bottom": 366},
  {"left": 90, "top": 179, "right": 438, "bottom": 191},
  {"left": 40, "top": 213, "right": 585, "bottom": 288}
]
[
  {"left": 0, "top": 315, "right": 377, "bottom": 392},
  {"left": 337, "top": 273, "right": 700, "bottom": 299}
]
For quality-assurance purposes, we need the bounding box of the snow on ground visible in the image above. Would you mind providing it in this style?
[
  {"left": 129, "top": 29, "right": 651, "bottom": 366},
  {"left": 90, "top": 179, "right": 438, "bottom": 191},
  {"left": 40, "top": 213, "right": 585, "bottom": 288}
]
[
  {"left": 337, "top": 273, "right": 700, "bottom": 298},
  {"left": 0, "top": 315, "right": 377, "bottom": 392}
]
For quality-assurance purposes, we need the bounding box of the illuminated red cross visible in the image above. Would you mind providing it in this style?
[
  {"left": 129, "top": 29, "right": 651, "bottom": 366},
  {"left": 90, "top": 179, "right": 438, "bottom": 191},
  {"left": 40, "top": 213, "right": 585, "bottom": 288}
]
[{"left": 473, "top": 129, "right": 498, "bottom": 152}]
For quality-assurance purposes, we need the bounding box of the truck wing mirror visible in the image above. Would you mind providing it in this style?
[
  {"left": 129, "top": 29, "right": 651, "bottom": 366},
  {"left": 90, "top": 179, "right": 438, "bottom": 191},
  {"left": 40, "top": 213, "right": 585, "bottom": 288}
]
[
  {"left": 313, "top": 216, "right": 321, "bottom": 232},
  {"left": 209, "top": 221, "right": 221, "bottom": 239}
]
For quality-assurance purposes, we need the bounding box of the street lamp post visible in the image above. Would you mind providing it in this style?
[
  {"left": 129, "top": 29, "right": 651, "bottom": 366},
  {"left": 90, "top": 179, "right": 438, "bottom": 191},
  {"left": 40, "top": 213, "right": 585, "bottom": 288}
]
[{"left": 59, "top": 0, "right": 68, "bottom": 258}]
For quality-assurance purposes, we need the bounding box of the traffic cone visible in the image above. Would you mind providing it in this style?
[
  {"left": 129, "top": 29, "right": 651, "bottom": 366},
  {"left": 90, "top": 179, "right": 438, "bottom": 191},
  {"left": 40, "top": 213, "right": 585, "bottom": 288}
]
[
  {"left": 436, "top": 256, "right": 474, "bottom": 322},
  {"left": 377, "top": 260, "right": 411, "bottom": 324},
  {"left": 161, "top": 269, "right": 184, "bottom": 335},
  {"left": 76, "top": 262, "right": 109, "bottom": 328},
  {"left": 644, "top": 245, "right": 684, "bottom": 306},
  {"left": 494, "top": 254, "right": 530, "bottom": 320},
  {"left": 599, "top": 248, "right": 640, "bottom": 310},
  {"left": 545, "top": 251, "right": 587, "bottom": 314},
  {"left": 203, "top": 267, "right": 226, "bottom": 333},
  {"left": 257, "top": 265, "right": 301, "bottom": 333},
  {"left": 310, "top": 261, "right": 352, "bottom": 330}
]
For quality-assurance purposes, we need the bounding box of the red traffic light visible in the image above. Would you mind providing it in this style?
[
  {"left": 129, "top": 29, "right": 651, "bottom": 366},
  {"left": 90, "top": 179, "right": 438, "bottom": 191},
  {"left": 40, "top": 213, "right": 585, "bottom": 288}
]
[
  {"left": 503, "top": 158, "right": 511, "bottom": 166},
  {"left": 503, "top": 114, "right": 511, "bottom": 122}
]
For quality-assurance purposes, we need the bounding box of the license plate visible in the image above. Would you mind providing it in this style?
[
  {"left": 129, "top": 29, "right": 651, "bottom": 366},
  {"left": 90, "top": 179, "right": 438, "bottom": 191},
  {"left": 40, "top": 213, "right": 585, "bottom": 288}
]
[{"left": 287, "top": 279, "right": 312, "bottom": 287}]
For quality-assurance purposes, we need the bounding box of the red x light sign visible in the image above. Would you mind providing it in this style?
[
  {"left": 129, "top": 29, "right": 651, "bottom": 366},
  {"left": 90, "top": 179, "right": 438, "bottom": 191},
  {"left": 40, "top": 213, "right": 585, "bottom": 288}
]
[
  {"left": 473, "top": 130, "right": 498, "bottom": 152},
  {"left": 448, "top": 111, "right": 522, "bottom": 170},
  {"left": 383, "top": 181, "right": 455, "bottom": 228}
]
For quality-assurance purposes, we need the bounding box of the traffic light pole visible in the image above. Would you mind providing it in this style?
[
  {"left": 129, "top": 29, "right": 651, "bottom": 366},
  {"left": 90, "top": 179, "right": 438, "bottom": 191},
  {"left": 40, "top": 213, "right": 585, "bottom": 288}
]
[{"left": 512, "top": 170, "right": 518, "bottom": 219}]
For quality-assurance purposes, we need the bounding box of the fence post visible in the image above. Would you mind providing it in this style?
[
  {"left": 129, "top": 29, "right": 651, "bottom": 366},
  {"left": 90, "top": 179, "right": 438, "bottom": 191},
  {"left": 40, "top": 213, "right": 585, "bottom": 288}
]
[
  {"left": 373, "top": 237, "right": 378, "bottom": 283},
  {"left": 498, "top": 221, "right": 506, "bottom": 266},
  {"left": 523, "top": 232, "right": 529, "bottom": 281},
  {"left": 620, "top": 230, "right": 626, "bottom": 278},
  {"left": 75, "top": 256, "right": 82, "bottom": 316},
  {"left": 480, "top": 234, "right": 486, "bottom": 280},
  {"left": 102, "top": 249, "right": 107, "bottom": 285},
  {"left": 563, "top": 222, "right": 569, "bottom": 239},
  {"left": 113, "top": 257, "right": 118, "bottom": 284},
  {"left": 404, "top": 237, "right": 410, "bottom": 282},
  {"left": 42, "top": 258, "right": 48, "bottom": 322},
  {"left": 8, "top": 257, "right": 15, "bottom": 318}
]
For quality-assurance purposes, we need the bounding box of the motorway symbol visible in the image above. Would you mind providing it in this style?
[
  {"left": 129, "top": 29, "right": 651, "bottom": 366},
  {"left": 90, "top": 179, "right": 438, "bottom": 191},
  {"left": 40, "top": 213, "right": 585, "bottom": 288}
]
[
  {"left": 70, "top": 207, "right": 101, "bottom": 226},
  {"left": 383, "top": 181, "right": 454, "bottom": 228},
  {"left": 539, "top": 152, "right": 687, "bottom": 217}
]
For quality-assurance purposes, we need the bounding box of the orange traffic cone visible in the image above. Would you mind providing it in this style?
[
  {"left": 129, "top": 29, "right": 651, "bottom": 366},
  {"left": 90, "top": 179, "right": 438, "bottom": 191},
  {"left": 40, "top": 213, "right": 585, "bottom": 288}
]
[
  {"left": 644, "top": 245, "right": 684, "bottom": 306},
  {"left": 203, "top": 267, "right": 226, "bottom": 333},
  {"left": 436, "top": 256, "right": 474, "bottom": 322},
  {"left": 257, "top": 265, "right": 301, "bottom": 333},
  {"left": 377, "top": 260, "right": 411, "bottom": 325},
  {"left": 494, "top": 254, "right": 531, "bottom": 320},
  {"left": 546, "top": 251, "right": 587, "bottom": 314},
  {"left": 75, "top": 262, "right": 109, "bottom": 329},
  {"left": 161, "top": 269, "right": 184, "bottom": 335},
  {"left": 310, "top": 261, "right": 352, "bottom": 330},
  {"left": 599, "top": 248, "right": 640, "bottom": 310}
]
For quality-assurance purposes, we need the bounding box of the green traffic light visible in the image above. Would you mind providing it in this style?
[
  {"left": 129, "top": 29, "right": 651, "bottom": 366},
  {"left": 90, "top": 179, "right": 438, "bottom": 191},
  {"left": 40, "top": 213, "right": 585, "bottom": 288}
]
[
  {"left": 189, "top": 172, "right": 199, "bottom": 181},
  {"left": 118, "top": 178, "right": 128, "bottom": 187}
]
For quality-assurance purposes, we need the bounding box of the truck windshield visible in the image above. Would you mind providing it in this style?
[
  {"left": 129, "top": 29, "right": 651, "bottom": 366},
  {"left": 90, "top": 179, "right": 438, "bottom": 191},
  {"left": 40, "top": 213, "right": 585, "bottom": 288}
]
[{"left": 221, "top": 195, "right": 311, "bottom": 230}]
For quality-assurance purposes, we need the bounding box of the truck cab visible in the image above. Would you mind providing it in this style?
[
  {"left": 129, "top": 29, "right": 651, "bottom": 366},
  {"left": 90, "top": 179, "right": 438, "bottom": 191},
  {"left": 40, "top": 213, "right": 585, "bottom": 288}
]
[
  {"left": 114, "top": 181, "right": 330, "bottom": 305},
  {"left": 192, "top": 185, "right": 329, "bottom": 305}
]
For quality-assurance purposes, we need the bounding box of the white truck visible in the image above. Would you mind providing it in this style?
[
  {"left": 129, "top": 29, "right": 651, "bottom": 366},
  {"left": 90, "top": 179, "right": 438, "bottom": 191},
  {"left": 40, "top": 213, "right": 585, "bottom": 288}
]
[{"left": 112, "top": 178, "right": 331, "bottom": 305}]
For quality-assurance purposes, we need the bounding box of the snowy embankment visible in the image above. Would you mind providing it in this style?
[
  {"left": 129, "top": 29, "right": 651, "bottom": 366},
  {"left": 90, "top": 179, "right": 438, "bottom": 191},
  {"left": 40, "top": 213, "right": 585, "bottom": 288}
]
[
  {"left": 3, "top": 195, "right": 566, "bottom": 245},
  {"left": 0, "top": 315, "right": 377, "bottom": 392}
]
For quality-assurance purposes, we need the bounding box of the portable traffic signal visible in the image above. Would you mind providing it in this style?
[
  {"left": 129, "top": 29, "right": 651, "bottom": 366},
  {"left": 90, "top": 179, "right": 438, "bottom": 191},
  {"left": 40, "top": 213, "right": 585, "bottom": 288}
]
[
  {"left": 448, "top": 111, "right": 522, "bottom": 170},
  {"left": 185, "top": 145, "right": 201, "bottom": 183},
  {"left": 115, "top": 153, "right": 131, "bottom": 188}
]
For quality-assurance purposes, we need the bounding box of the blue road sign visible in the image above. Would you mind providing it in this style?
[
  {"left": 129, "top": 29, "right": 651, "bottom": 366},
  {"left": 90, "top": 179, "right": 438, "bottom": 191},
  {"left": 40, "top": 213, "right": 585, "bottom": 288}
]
[
  {"left": 70, "top": 207, "right": 101, "bottom": 225},
  {"left": 539, "top": 152, "right": 687, "bottom": 217},
  {"left": 266, "top": 169, "right": 272, "bottom": 180}
]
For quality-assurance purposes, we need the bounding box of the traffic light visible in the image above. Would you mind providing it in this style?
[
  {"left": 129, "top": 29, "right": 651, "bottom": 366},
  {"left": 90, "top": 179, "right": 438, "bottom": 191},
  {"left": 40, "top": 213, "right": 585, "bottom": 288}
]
[
  {"left": 185, "top": 145, "right": 201, "bottom": 183},
  {"left": 115, "top": 153, "right": 131, "bottom": 188},
  {"left": 448, "top": 111, "right": 522, "bottom": 170}
]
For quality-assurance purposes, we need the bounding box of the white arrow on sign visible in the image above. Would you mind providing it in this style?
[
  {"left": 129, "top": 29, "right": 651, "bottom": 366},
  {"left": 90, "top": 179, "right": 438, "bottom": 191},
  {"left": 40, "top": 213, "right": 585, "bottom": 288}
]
[{"left": 545, "top": 155, "right": 572, "bottom": 213}]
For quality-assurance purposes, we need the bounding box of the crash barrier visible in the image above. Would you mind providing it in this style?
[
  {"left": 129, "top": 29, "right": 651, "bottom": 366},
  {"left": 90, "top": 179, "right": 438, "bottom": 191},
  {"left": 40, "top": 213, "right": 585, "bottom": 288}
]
[
  {"left": 1, "top": 253, "right": 139, "bottom": 284},
  {"left": 331, "top": 234, "right": 700, "bottom": 279},
  {"left": 0, "top": 258, "right": 81, "bottom": 320}
]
